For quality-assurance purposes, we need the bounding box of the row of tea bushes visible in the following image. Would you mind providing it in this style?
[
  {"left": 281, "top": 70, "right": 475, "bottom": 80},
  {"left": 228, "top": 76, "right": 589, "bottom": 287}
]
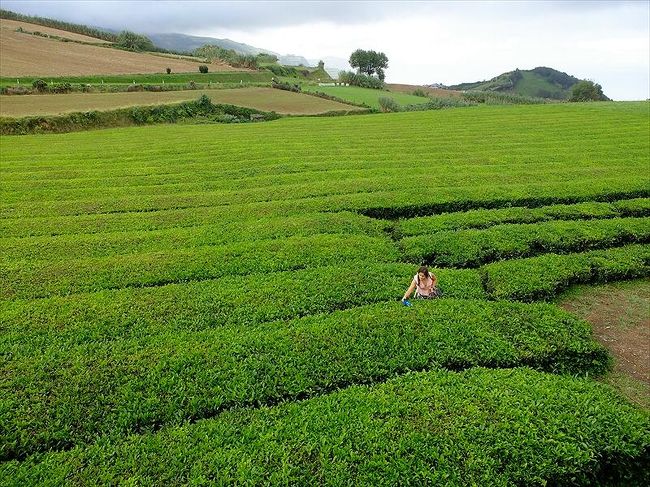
[
  {"left": 1, "top": 234, "right": 398, "bottom": 300},
  {"left": 3, "top": 368, "right": 647, "bottom": 486},
  {"left": 1, "top": 264, "right": 485, "bottom": 353},
  {"left": 2, "top": 182, "right": 646, "bottom": 239},
  {"left": 396, "top": 198, "right": 650, "bottom": 236},
  {"left": 400, "top": 217, "right": 650, "bottom": 267},
  {"left": 2, "top": 173, "right": 647, "bottom": 221},
  {"left": 482, "top": 244, "right": 650, "bottom": 301},
  {"left": 2, "top": 300, "right": 610, "bottom": 460},
  {"left": 1, "top": 211, "right": 389, "bottom": 263}
]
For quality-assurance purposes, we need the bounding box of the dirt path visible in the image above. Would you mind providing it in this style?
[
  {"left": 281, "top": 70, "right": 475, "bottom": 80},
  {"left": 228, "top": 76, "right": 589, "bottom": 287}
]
[{"left": 558, "top": 279, "right": 650, "bottom": 408}]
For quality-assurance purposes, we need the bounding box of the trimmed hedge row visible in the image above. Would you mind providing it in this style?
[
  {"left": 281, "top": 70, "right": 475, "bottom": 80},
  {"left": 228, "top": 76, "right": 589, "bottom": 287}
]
[
  {"left": 400, "top": 217, "right": 650, "bottom": 267},
  {"left": 0, "top": 97, "right": 280, "bottom": 135},
  {"left": 1, "top": 264, "right": 484, "bottom": 355},
  {"left": 3, "top": 368, "right": 647, "bottom": 486},
  {"left": 0, "top": 234, "right": 398, "bottom": 300},
  {"left": 396, "top": 198, "right": 650, "bottom": 236},
  {"left": 1, "top": 173, "right": 647, "bottom": 221},
  {"left": 482, "top": 244, "right": 650, "bottom": 301},
  {"left": 1, "top": 300, "right": 610, "bottom": 460},
  {"left": 0, "top": 211, "right": 389, "bottom": 263},
  {"left": 1, "top": 181, "right": 646, "bottom": 241}
]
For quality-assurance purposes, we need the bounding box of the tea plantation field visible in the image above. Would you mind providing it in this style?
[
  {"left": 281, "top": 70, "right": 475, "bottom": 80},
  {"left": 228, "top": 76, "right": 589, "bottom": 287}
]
[{"left": 1, "top": 102, "right": 649, "bottom": 485}]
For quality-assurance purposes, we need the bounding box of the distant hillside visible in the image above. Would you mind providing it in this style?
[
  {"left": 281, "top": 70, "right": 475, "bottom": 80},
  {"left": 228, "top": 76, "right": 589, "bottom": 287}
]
[
  {"left": 447, "top": 67, "right": 591, "bottom": 100},
  {"left": 148, "top": 33, "right": 321, "bottom": 69},
  {"left": 0, "top": 18, "right": 239, "bottom": 77},
  {"left": 147, "top": 32, "right": 276, "bottom": 57}
]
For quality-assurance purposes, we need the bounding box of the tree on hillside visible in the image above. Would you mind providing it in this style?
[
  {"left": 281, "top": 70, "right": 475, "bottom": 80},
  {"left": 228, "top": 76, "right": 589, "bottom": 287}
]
[
  {"left": 569, "top": 80, "right": 609, "bottom": 102},
  {"left": 349, "top": 49, "right": 388, "bottom": 78},
  {"left": 116, "top": 31, "right": 155, "bottom": 51}
]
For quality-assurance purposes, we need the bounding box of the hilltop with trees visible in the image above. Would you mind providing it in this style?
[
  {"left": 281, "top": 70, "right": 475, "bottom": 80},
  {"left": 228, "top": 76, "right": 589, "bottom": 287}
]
[{"left": 446, "top": 67, "right": 609, "bottom": 100}]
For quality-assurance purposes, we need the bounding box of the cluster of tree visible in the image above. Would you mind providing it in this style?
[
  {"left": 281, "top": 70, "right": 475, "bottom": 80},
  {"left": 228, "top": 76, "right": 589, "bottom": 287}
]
[
  {"left": 569, "top": 80, "right": 609, "bottom": 102},
  {"left": 531, "top": 67, "right": 580, "bottom": 89},
  {"left": 349, "top": 49, "right": 389, "bottom": 81},
  {"left": 115, "top": 31, "right": 155, "bottom": 52},
  {"left": 194, "top": 44, "right": 259, "bottom": 69},
  {"left": 1, "top": 8, "right": 118, "bottom": 41},
  {"left": 256, "top": 53, "right": 278, "bottom": 64},
  {"left": 339, "top": 70, "right": 385, "bottom": 89}
]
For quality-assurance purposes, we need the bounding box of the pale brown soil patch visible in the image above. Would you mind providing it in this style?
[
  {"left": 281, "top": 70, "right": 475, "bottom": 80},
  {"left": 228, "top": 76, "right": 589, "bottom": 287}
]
[
  {"left": 0, "top": 87, "right": 363, "bottom": 116},
  {"left": 0, "top": 24, "right": 240, "bottom": 77},
  {"left": 387, "top": 83, "right": 462, "bottom": 98},
  {"left": 558, "top": 280, "right": 649, "bottom": 409},
  {"left": 1, "top": 18, "right": 110, "bottom": 43}
]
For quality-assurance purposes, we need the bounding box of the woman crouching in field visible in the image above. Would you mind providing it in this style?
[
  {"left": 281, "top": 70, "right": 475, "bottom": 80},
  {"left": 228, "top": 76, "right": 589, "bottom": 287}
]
[{"left": 402, "top": 266, "right": 441, "bottom": 303}]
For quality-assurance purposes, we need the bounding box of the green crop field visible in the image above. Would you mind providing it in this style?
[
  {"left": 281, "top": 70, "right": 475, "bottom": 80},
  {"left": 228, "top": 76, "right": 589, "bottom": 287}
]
[
  {"left": 0, "top": 71, "right": 274, "bottom": 87},
  {"left": 1, "top": 101, "right": 649, "bottom": 485},
  {"left": 302, "top": 84, "right": 430, "bottom": 108}
]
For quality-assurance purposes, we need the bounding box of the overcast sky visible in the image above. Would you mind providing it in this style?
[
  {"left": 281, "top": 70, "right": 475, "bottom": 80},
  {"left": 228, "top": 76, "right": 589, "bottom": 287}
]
[{"left": 3, "top": 0, "right": 649, "bottom": 100}]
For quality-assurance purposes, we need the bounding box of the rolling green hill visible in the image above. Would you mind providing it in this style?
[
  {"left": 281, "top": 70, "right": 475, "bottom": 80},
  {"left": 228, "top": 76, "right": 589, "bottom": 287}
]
[{"left": 448, "top": 66, "right": 603, "bottom": 100}]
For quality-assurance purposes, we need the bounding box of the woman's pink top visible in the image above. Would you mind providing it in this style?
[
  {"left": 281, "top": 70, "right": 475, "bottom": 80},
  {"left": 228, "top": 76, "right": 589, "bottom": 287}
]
[{"left": 413, "top": 274, "right": 436, "bottom": 296}]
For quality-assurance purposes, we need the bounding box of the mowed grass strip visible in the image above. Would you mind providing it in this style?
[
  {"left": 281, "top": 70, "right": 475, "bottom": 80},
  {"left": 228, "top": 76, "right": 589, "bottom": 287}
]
[
  {"left": 400, "top": 217, "right": 650, "bottom": 267},
  {"left": 482, "top": 244, "right": 650, "bottom": 301},
  {"left": 301, "top": 85, "right": 430, "bottom": 108},
  {"left": 1, "top": 265, "right": 484, "bottom": 354},
  {"left": 0, "top": 71, "right": 274, "bottom": 87},
  {"left": 3, "top": 368, "right": 647, "bottom": 486},
  {"left": 0, "top": 88, "right": 362, "bottom": 117},
  {"left": 396, "top": 198, "right": 650, "bottom": 236},
  {"left": 1, "top": 300, "right": 610, "bottom": 460},
  {"left": 0, "top": 211, "right": 388, "bottom": 263},
  {"left": 0, "top": 234, "right": 398, "bottom": 300}
]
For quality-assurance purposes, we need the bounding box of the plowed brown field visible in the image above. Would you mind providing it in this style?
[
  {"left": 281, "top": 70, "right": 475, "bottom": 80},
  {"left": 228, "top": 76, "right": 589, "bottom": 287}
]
[
  {"left": 1, "top": 18, "right": 111, "bottom": 43},
  {"left": 0, "top": 19, "right": 239, "bottom": 77}
]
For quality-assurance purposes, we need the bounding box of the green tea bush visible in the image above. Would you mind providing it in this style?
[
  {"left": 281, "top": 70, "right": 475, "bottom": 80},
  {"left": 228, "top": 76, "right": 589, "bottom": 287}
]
[
  {"left": 1, "top": 264, "right": 484, "bottom": 356},
  {"left": 396, "top": 199, "right": 650, "bottom": 236},
  {"left": 4, "top": 368, "right": 647, "bottom": 485},
  {"left": 198, "top": 65, "right": 208, "bottom": 73},
  {"left": 1, "top": 234, "right": 399, "bottom": 299},
  {"left": 1, "top": 300, "right": 609, "bottom": 459},
  {"left": 399, "top": 217, "right": 650, "bottom": 267},
  {"left": 482, "top": 244, "right": 650, "bottom": 301},
  {"left": 1, "top": 211, "right": 389, "bottom": 262}
]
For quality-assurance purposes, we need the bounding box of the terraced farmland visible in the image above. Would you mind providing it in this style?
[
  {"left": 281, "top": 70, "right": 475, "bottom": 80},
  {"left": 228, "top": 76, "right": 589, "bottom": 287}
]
[
  {"left": 0, "top": 87, "right": 363, "bottom": 117},
  {"left": 1, "top": 102, "right": 649, "bottom": 485}
]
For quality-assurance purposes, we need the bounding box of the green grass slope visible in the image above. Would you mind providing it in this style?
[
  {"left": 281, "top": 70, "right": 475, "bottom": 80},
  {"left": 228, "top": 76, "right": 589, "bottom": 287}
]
[
  {"left": 301, "top": 84, "right": 429, "bottom": 109},
  {"left": 448, "top": 66, "right": 585, "bottom": 100}
]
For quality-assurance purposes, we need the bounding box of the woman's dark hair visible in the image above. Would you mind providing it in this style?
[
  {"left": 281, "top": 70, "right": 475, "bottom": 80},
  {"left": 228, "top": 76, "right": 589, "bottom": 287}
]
[{"left": 417, "top": 266, "right": 430, "bottom": 277}]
